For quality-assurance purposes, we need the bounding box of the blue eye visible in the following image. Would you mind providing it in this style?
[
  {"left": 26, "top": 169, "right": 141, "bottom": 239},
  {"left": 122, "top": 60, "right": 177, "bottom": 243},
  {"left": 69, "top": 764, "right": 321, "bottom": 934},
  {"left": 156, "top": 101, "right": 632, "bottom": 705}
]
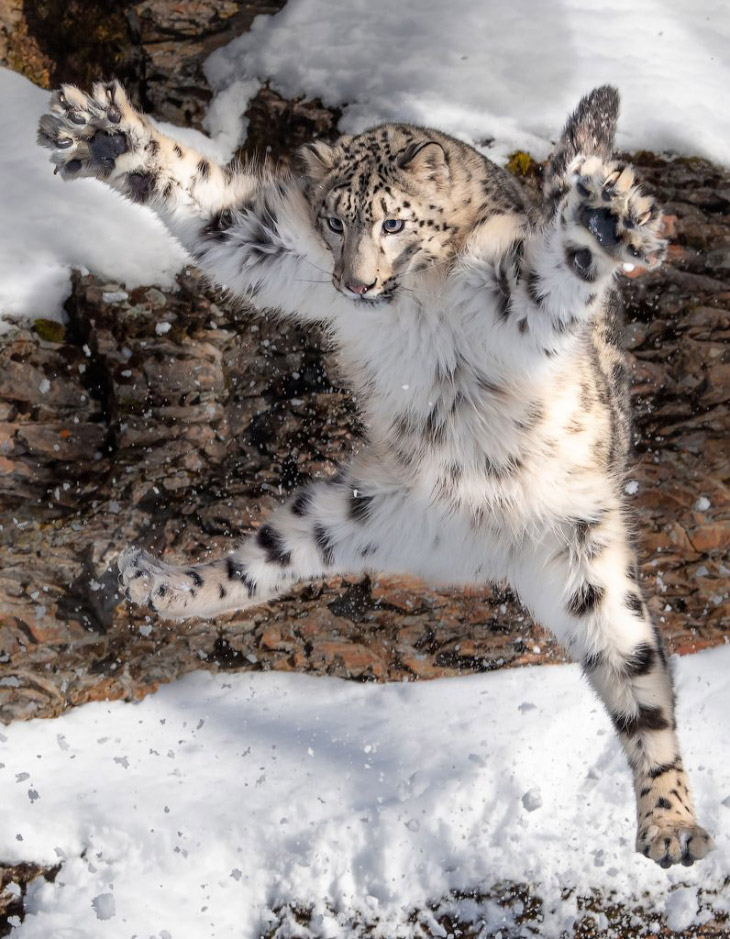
[
  {"left": 327, "top": 217, "right": 344, "bottom": 233},
  {"left": 383, "top": 219, "right": 404, "bottom": 234}
]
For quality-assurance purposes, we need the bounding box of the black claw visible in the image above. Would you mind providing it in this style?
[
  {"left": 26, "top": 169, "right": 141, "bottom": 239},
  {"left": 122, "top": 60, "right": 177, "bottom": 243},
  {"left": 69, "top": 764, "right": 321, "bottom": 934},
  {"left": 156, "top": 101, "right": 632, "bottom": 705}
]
[
  {"left": 659, "top": 856, "right": 672, "bottom": 869},
  {"left": 147, "top": 599, "right": 158, "bottom": 613},
  {"left": 572, "top": 248, "right": 593, "bottom": 276},
  {"left": 66, "top": 159, "right": 83, "bottom": 174},
  {"left": 579, "top": 205, "right": 619, "bottom": 248},
  {"left": 124, "top": 588, "right": 131, "bottom": 602},
  {"left": 681, "top": 855, "right": 694, "bottom": 867},
  {"left": 107, "top": 105, "right": 122, "bottom": 124},
  {"left": 69, "top": 110, "right": 86, "bottom": 126},
  {"left": 55, "top": 137, "right": 73, "bottom": 149}
]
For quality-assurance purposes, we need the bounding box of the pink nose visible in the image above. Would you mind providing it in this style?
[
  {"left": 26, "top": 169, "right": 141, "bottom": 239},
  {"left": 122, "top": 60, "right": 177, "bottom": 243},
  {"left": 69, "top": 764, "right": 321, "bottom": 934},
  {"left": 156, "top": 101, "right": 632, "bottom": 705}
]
[{"left": 346, "top": 280, "right": 376, "bottom": 296}]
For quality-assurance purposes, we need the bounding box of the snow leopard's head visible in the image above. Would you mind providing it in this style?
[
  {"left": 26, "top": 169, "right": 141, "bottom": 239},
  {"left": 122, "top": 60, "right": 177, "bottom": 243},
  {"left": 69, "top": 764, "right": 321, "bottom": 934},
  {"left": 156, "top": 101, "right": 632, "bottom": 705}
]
[{"left": 298, "top": 124, "right": 478, "bottom": 303}]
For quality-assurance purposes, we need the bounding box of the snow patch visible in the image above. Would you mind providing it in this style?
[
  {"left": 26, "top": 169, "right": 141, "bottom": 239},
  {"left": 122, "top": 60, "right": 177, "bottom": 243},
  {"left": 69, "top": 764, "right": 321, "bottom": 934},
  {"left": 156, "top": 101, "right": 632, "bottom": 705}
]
[
  {"left": 0, "top": 647, "right": 728, "bottom": 937},
  {"left": 205, "top": 0, "right": 730, "bottom": 166}
]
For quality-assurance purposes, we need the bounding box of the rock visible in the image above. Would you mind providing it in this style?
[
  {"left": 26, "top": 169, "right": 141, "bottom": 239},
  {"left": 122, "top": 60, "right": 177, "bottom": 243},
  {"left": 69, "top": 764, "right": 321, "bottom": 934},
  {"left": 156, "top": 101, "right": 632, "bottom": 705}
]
[{"left": 0, "top": 0, "right": 287, "bottom": 130}]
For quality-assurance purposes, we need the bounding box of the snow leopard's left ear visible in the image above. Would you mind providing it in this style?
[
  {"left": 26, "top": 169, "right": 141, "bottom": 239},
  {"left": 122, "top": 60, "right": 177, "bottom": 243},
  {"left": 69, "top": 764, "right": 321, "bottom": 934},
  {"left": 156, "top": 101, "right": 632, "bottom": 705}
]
[
  {"left": 295, "top": 137, "right": 349, "bottom": 183},
  {"left": 544, "top": 86, "right": 620, "bottom": 206},
  {"left": 398, "top": 140, "right": 450, "bottom": 189},
  {"left": 296, "top": 140, "right": 340, "bottom": 183}
]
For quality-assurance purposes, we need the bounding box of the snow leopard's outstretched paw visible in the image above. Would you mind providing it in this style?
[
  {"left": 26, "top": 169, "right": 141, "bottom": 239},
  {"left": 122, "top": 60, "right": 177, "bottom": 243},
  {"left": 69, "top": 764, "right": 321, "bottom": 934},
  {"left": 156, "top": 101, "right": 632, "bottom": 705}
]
[
  {"left": 564, "top": 155, "right": 667, "bottom": 273},
  {"left": 118, "top": 547, "right": 202, "bottom": 620},
  {"left": 637, "top": 822, "right": 714, "bottom": 869},
  {"left": 37, "top": 80, "right": 143, "bottom": 180}
]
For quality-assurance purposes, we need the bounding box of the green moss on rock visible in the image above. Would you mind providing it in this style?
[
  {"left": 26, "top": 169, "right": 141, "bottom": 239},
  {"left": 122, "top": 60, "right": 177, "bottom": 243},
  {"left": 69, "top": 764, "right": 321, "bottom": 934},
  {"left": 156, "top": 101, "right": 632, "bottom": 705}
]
[
  {"left": 33, "top": 319, "right": 66, "bottom": 342},
  {"left": 506, "top": 151, "right": 536, "bottom": 177}
]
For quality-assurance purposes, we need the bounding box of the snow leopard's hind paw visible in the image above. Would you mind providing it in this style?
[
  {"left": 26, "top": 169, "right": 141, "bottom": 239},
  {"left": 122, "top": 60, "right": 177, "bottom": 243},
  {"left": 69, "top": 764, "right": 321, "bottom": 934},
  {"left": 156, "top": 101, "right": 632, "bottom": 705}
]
[
  {"left": 118, "top": 547, "right": 201, "bottom": 620},
  {"left": 565, "top": 155, "right": 667, "bottom": 272},
  {"left": 637, "top": 822, "right": 714, "bottom": 869},
  {"left": 37, "top": 81, "right": 141, "bottom": 180}
]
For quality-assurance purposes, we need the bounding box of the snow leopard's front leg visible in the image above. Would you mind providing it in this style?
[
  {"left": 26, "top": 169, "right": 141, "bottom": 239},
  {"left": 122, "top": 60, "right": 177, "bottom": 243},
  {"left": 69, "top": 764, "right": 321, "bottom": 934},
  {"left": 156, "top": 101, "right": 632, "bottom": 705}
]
[
  {"left": 517, "top": 154, "right": 666, "bottom": 352},
  {"left": 510, "top": 509, "right": 713, "bottom": 869},
  {"left": 37, "top": 81, "right": 252, "bottom": 232},
  {"left": 38, "top": 81, "right": 337, "bottom": 320},
  {"left": 459, "top": 156, "right": 667, "bottom": 367}
]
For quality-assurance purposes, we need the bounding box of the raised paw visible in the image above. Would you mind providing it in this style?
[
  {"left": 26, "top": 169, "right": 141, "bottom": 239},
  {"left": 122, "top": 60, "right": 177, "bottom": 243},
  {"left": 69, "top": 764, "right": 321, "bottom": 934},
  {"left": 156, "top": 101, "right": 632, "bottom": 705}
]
[
  {"left": 637, "top": 822, "right": 714, "bottom": 868},
  {"left": 118, "top": 547, "right": 202, "bottom": 619},
  {"left": 37, "top": 80, "right": 143, "bottom": 180},
  {"left": 564, "top": 155, "right": 667, "bottom": 273}
]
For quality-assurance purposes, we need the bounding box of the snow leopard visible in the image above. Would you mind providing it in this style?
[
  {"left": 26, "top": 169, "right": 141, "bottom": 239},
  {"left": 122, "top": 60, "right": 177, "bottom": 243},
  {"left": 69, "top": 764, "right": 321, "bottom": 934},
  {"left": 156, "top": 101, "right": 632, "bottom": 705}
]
[{"left": 38, "top": 79, "right": 714, "bottom": 868}]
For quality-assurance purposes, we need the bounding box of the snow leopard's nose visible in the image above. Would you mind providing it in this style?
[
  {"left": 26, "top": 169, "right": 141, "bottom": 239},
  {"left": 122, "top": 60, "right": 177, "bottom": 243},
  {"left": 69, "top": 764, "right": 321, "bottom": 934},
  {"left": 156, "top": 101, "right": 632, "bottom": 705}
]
[{"left": 346, "top": 279, "right": 377, "bottom": 296}]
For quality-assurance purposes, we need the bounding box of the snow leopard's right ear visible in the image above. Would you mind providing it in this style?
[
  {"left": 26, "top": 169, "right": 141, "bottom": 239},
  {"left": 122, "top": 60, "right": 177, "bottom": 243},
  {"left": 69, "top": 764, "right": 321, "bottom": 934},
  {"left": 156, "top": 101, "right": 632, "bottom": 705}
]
[
  {"left": 296, "top": 140, "right": 339, "bottom": 183},
  {"left": 544, "top": 85, "right": 620, "bottom": 207}
]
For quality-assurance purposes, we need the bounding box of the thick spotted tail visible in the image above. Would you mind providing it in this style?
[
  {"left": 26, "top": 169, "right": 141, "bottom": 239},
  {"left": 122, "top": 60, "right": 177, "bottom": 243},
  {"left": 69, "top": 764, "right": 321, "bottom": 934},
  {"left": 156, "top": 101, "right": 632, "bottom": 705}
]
[{"left": 118, "top": 464, "right": 488, "bottom": 620}]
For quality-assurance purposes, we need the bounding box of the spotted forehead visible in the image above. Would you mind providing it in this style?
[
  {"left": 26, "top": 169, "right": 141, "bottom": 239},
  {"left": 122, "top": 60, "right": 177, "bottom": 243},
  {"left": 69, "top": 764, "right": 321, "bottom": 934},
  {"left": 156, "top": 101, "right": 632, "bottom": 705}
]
[
  {"left": 326, "top": 178, "right": 409, "bottom": 224},
  {"left": 322, "top": 136, "right": 420, "bottom": 222}
]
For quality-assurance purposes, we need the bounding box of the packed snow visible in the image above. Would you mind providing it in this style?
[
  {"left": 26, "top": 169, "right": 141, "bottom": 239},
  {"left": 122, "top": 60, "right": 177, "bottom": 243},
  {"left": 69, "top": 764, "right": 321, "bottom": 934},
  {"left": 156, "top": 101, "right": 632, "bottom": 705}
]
[
  {"left": 1, "top": 646, "right": 728, "bottom": 937},
  {"left": 205, "top": 0, "right": 730, "bottom": 166}
]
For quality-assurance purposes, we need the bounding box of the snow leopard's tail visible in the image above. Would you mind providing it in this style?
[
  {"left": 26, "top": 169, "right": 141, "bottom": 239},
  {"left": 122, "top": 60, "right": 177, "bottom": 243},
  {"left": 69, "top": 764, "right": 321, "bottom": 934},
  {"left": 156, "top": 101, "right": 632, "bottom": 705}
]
[{"left": 544, "top": 85, "right": 620, "bottom": 208}]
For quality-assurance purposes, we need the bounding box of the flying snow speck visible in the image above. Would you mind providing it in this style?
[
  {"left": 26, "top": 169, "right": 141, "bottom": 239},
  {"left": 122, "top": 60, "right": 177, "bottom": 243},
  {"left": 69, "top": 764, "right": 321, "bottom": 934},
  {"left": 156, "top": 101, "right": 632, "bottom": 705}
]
[
  {"left": 522, "top": 788, "right": 543, "bottom": 812},
  {"left": 91, "top": 893, "right": 116, "bottom": 921}
]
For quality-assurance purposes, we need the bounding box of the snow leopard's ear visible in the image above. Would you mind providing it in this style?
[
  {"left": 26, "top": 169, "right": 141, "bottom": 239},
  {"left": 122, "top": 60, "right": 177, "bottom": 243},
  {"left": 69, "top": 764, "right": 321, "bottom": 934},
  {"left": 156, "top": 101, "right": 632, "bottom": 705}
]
[
  {"left": 544, "top": 86, "right": 620, "bottom": 205},
  {"left": 398, "top": 140, "right": 450, "bottom": 189},
  {"left": 296, "top": 140, "right": 339, "bottom": 183}
]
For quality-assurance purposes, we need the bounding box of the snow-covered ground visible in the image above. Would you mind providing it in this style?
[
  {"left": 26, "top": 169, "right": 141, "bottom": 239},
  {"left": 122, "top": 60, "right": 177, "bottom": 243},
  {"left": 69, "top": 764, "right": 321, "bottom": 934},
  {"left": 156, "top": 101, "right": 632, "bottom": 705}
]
[
  {"left": 1, "top": 1, "right": 729, "bottom": 325},
  {"left": 1, "top": 647, "right": 729, "bottom": 937},
  {"left": 205, "top": 0, "right": 730, "bottom": 165}
]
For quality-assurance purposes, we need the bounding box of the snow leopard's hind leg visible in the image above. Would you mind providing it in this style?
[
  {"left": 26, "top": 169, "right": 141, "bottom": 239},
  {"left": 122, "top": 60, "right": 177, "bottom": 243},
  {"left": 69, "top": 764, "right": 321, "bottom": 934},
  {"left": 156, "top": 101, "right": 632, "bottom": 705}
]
[{"left": 510, "top": 512, "right": 714, "bottom": 869}]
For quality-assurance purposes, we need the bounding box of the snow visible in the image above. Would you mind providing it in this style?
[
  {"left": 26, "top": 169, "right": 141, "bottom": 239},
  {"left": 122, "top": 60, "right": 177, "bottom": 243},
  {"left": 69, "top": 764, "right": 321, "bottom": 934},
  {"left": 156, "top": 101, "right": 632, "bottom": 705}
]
[
  {"left": 0, "top": 69, "right": 225, "bottom": 328},
  {"left": 205, "top": 0, "right": 730, "bottom": 166},
  {"left": 1, "top": 646, "right": 729, "bottom": 938}
]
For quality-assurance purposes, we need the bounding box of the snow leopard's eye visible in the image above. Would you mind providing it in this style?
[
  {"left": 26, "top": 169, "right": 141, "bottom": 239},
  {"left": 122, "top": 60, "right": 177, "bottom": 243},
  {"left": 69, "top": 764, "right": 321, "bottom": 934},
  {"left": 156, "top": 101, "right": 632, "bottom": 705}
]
[
  {"left": 327, "top": 217, "right": 344, "bottom": 234},
  {"left": 382, "top": 219, "right": 404, "bottom": 234}
]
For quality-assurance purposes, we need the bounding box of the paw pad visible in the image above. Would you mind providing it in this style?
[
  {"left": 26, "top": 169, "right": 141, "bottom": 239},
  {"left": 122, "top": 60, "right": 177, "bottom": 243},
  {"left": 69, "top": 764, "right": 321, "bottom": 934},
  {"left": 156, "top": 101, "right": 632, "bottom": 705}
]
[{"left": 567, "top": 156, "right": 667, "bottom": 271}]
